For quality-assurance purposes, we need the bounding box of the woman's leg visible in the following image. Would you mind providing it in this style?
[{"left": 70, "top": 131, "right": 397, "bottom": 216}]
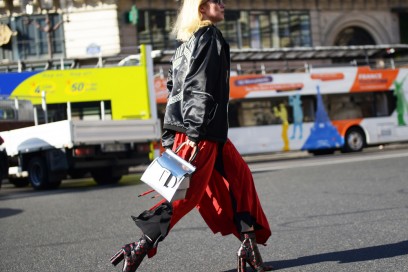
[
  {"left": 199, "top": 139, "right": 271, "bottom": 243},
  {"left": 111, "top": 133, "right": 218, "bottom": 271},
  {"left": 226, "top": 139, "right": 271, "bottom": 239},
  {"left": 151, "top": 133, "right": 219, "bottom": 230},
  {"left": 196, "top": 139, "right": 272, "bottom": 271},
  {"left": 220, "top": 140, "right": 272, "bottom": 271}
]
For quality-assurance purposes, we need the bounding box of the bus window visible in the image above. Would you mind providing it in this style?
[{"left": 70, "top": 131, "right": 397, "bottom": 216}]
[
  {"left": 16, "top": 100, "right": 35, "bottom": 121},
  {"left": 0, "top": 100, "right": 35, "bottom": 131},
  {"left": 0, "top": 109, "right": 16, "bottom": 120},
  {"left": 228, "top": 101, "right": 240, "bottom": 128},
  {"left": 325, "top": 91, "right": 396, "bottom": 120},
  {"left": 374, "top": 93, "right": 388, "bottom": 116},
  {"left": 374, "top": 91, "right": 396, "bottom": 117},
  {"left": 0, "top": 99, "right": 34, "bottom": 121},
  {"left": 232, "top": 98, "right": 292, "bottom": 127},
  {"left": 229, "top": 96, "right": 319, "bottom": 128},
  {"left": 46, "top": 103, "right": 68, "bottom": 122},
  {"left": 350, "top": 93, "right": 374, "bottom": 118},
  {"left": 326, "top": 94, "right": 363, "bottom": 120},
  {"left": 241, "top": 100, "right": 275, "bottom": 126},
  {"left": 35, "top": 101, "right": 112, "bottom": 123},
  {"left": 0, "top": 100, "right": 17, "bottom": 121},
  {"left": 301, "top": 95, "right": 315, "bottom": 122},
  {"left": 71, "top": 101, "right": 112, "bottom": 121}
]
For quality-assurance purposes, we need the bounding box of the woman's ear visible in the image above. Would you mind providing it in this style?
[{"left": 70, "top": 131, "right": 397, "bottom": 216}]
[{"left": 199, "top": 5, "right": 206, "bottom": 14}]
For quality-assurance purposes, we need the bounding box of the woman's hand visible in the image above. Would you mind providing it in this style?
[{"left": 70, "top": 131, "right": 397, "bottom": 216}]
[
  {"left": 186, "top": 139, "right": 197, "bottom": 148},
  {"left": 185, "top": 139, "right": 198, "bottom": 162}
]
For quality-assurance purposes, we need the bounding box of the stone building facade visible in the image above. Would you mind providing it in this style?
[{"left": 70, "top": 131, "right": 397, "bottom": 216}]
[
  {"left": 0, "top": 0, "right": 407, "bottom": 69},
  {"left": 129, "top": 0, "right": 407, "bottom": 47}
]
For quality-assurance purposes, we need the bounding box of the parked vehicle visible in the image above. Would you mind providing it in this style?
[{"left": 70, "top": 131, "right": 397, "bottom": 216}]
[
  {"left": 0, "top": 136, "right": 7, "bottom": 188},
  {"left": 0, "top": 45, "right": 161, "bottom": 189},
  {"left": 155, "top": 65, "right": 408, "bottom": 155}
]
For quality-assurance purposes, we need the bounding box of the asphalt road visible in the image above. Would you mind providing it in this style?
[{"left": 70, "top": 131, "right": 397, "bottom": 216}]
[{"left": 1, "top": 148, "right": 408, "bottom": 272}]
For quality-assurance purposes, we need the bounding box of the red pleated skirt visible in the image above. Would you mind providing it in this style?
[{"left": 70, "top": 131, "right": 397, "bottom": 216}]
[{"left": 147, "top": 133, "right": 271, "bottom": 257}]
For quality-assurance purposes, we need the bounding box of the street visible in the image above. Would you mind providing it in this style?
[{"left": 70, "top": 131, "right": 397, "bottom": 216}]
[{"left": 1, "top": 147, "right": 408, "bottom": 272}]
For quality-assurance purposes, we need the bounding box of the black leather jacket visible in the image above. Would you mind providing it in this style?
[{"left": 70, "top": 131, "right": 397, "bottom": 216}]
[{"left": 162, "top": 25, "right": 230, "bottom": 148}]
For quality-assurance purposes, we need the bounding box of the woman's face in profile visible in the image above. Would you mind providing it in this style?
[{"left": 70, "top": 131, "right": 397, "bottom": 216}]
[{"left": 200, "top": 0, "right": 225, "bottom": 23}]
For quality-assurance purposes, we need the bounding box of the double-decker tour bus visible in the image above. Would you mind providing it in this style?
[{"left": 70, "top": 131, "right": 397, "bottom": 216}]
[{"left": 155, "top": 65, "right": 408, "bottom": 155}]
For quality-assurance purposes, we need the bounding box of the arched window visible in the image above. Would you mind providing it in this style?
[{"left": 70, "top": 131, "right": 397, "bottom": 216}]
[{"left": 334, "top": 26, "right": 376, "bottom": 46}]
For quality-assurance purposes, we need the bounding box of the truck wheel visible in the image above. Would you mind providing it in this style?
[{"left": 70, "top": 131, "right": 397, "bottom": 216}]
[
  {"left": 9, "top": 178, "right": 30, "bottom": 188},
  {"left": 91, "top": 168, "right": 122, "bottom": 185},
  {"left": 342, "top": 127, "right": 365, "bottom": 153},
  {"left": 28, "top": 157, "right": 63, "bottom": 190},
  {"left": 28, "top": 157, "right": 49, "bottom": 190}
]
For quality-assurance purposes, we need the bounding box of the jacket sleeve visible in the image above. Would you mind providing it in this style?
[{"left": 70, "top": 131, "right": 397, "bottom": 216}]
[
  {"left": 161, "top": 129, "right": 175, "bottom": 149},
  {"left": 161, "top": 67, "right": 175, "bottom": 149},
  {"left": 166, "top": 66, "right": 173, "bottom": 98},
  {"left": 182, "top": 28, "right": 221, "bottom": 143}
]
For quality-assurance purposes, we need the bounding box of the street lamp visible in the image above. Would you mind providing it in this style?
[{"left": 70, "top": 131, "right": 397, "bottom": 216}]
[{"left": 21, "top": 0, "right": 71, "bottom": 61}]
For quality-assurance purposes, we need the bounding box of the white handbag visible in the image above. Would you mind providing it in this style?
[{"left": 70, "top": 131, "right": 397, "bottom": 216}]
[{"left": 140, "top": 143, "right": 198, "bottom": 202}]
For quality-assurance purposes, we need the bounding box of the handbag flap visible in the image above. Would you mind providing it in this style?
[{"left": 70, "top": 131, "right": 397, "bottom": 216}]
[{"left": 157, "top": 149, "right": 196, "bottom": 178}]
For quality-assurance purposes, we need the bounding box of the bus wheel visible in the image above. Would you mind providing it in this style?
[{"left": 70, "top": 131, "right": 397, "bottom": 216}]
[
  {"left": 342, "top": 127, "right": 365, "bottom": 153},
  {"left": 91, "top": 168, "right": 122, "bottom": 185}
]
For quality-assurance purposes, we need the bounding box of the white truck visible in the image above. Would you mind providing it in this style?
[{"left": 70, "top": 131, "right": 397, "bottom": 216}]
[{"left": 0, "top": 45, "right": 161, "bottom": 189}]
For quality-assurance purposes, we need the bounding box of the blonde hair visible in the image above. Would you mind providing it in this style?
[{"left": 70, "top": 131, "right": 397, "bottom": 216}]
[{"left": 172, "top": 0, "right": 212, "bottom": 42}]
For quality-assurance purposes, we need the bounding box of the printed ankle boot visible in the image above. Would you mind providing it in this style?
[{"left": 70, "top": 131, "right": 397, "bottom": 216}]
[
  {"left": 111, "top": 203, "right": 173, "bottom": 271},
  {"left": 237, "top": 232, "right": 273, "bottom": 271},
  {"left": 110, "top": 234, "right": 153, "bottom": 272}
]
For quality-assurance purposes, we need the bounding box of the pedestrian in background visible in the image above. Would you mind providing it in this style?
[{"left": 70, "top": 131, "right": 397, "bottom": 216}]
[{"left": 111, "top": 0, "right": 272, "bottom": 271}]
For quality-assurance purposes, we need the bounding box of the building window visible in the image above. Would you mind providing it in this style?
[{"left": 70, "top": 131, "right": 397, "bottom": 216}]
[
  {"left": 334, "top": 27, "right": 376, "bottom": 45},
  {"left": 278, "top": 11, "right": 312, "bottom": 47},
  {"left": 399, "top": 12, "right": 408, "bottom": 44},
  {"left": 137, "top": 9, "right": 178, "bottom": 50},
  {"left": 137, "top": 9, "right": 311, "bottom": 50},
  {"left": 219, "top": 10, "right": 311, "bottom": 49},
  {"left": 249, "top": 11, "right": 273, "bottom": 48},
  {"left": 14, "top": 13, "right": 64, "bottom": 60},
  {"left": 218, "top": 10, "right": 243, "bottom": 47}
]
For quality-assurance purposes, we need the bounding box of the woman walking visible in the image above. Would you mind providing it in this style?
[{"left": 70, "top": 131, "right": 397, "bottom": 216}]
[{"left": 111, "top": 0, "right": 272, "bottom": 271}]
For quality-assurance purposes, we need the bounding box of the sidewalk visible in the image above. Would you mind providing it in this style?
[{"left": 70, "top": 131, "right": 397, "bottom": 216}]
[
  {"left": 242, "top": 150, "right": 310, "bottom": 163},
  {"left": 129, "top": 150, "right": 310, "bottom": 173},
  {"left": 129, "top": 142, "right": 408, "bottom": 173}
]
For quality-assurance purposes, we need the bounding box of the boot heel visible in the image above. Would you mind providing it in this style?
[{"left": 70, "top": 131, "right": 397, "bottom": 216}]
[
  {"left": 238, "top": 232, "right": 273, "bottom": 271},
  {"left": 110, "top": 249, "right": 124, "bottom": 266},
  {"left": 237, "top": 256, "right": 247, "bottom": 272}
]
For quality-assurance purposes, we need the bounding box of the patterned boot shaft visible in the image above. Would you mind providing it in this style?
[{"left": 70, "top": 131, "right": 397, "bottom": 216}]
[
  {"left": 122, "top": 235, "right": 152, "bottom": 272},
  {"left": 237, "top": 233, "right": 273, "bottom": 272}
]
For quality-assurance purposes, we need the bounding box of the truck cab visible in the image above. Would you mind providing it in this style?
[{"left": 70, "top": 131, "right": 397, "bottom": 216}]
[{"left": 0, "top": 99, "right": 35, "bottom": 188}]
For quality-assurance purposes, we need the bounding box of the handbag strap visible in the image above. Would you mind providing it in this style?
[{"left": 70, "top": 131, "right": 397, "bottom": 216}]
[{"left": 174, "top": 142, "right": 199, "bottom": 162}]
